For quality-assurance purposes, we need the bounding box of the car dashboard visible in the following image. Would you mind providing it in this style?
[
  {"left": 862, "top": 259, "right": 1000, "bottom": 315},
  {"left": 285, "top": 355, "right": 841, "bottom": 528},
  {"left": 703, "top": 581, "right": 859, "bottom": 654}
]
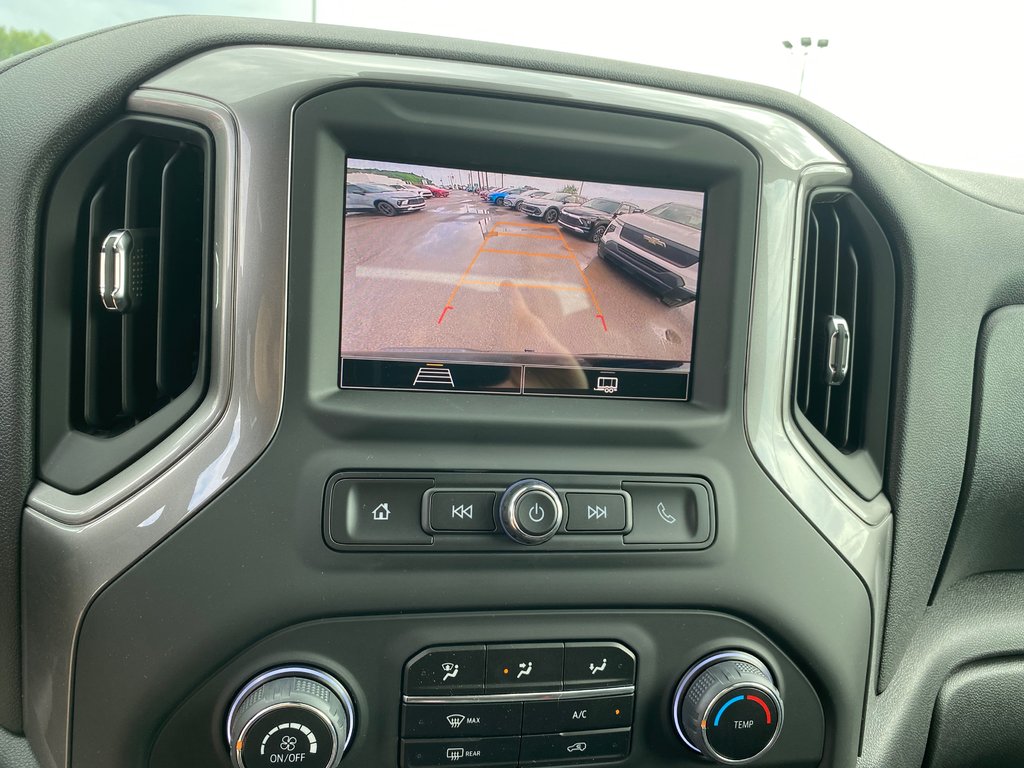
[{"left": 2, "top": 16, "right": 1024, "bottom": 768}]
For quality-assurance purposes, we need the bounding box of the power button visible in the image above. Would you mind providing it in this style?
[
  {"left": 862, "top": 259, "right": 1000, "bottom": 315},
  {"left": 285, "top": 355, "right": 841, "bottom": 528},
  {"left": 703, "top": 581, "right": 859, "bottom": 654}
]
[{"left": 499, "top": 480, "right": 563, "bottom": 545}]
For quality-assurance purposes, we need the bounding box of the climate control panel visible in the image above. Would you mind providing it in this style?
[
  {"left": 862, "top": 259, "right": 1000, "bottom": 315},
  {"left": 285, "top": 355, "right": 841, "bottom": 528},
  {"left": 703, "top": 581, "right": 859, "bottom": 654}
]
[
  {"left": 159, "top": 612, "right": 825, "bottom": 768},
  {"left": 400, "top": 642, "right": 636, "bottom": 768}
]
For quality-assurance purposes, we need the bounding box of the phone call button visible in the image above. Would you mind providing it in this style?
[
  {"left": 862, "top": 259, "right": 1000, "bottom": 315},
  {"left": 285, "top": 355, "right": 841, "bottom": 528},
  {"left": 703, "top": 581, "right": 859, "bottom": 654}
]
[{"left": 623, "top": 483, "right": 712, "bottom": 545}]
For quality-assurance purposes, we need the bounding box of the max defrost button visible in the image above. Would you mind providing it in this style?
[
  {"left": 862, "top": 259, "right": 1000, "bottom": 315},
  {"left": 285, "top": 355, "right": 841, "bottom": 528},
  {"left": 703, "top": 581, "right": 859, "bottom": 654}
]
[
  {"left": 623, "top": 482, "right": 712, "bottom": 545},
  {"left": 329, "top": 478, "right": 432, "bottom": 545},
  {"left": 402, "top": 701, "right": 523, "bottom": 738}
]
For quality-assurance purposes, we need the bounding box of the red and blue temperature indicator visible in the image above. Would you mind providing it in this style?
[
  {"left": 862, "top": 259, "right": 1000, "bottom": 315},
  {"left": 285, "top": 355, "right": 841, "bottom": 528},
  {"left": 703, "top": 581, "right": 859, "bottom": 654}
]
[{"left": 704, "top": 693, "right": 773, "bottom": 728}]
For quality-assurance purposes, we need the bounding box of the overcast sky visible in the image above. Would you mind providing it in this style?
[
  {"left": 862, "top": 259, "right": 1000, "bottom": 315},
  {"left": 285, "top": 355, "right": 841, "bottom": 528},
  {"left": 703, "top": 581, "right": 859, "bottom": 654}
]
[{"left": 7, "top": 0, "right": 1021, "bottom": 177}]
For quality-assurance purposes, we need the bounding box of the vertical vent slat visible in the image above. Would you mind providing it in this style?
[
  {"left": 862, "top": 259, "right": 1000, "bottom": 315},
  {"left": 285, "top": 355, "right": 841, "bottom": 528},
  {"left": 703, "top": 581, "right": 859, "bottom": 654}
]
[
  {"left": 83, "top": 183, "right": 125, "bottom": 429},
  {"left": 808, "top": 208, "right": 837, "bottom": 431},
  {"left": 156, "top": 145, "right": 204, "bottom": 396},
  {"left": 795, "top": 194, "right": 873, "bottom": 457},
  {"left": 799, "top": 211, "right": 820, "bottom": 412},
  {"left": 821, "top": 208, "right": 843, "bottom": 436},
  {"left": 838, "top": 243, "right": 859, "bottom": 450}
]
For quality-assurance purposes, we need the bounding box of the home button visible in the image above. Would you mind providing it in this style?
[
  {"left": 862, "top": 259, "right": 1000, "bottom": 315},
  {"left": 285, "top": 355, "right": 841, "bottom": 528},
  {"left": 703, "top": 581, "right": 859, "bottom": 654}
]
[{"left": 329, "top": 478, "right": 433, "bottom": 545}]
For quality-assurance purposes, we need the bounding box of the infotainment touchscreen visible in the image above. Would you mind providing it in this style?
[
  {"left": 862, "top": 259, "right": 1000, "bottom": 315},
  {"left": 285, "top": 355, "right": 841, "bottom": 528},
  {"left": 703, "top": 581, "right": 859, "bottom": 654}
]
[{"left": 340, "top": 160, "right": 705, "bottom": 400}]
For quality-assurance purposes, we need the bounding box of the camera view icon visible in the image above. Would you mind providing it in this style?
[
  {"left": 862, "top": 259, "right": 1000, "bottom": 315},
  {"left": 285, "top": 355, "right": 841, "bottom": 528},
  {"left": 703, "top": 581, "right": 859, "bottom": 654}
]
[{"left": 414, "top": 365, "right": 455, "bottom": 387}]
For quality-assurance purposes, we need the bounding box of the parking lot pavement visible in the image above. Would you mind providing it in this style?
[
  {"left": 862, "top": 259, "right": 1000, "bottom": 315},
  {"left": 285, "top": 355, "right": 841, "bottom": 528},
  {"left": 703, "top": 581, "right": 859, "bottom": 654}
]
[{"left": 341, "top": 191, "right": 696, "bottom": 363}]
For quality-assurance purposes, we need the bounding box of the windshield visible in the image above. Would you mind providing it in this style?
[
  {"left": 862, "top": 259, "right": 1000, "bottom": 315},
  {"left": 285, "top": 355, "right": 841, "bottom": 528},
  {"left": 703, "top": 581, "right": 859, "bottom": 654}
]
[
  {"left": 647, "top": 203, "right": 704, "bottom": 228},
  {"left": 4, "top": 1, "right": 1019, "bottom": 177},
  {"left": 584, "top": 199, "right": 622, "bottom": 214}
]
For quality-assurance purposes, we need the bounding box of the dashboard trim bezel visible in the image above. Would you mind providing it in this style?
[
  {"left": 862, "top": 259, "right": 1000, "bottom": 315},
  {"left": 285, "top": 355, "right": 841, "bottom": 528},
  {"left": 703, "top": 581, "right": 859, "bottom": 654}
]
[{"left": 18, "top": 46, "right": 887, "bottom": 768}]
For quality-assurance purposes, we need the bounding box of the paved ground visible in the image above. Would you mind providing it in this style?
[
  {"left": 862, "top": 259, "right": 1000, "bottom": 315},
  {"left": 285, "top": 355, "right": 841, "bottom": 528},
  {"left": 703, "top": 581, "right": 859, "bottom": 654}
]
[{"left": 341, "top": 191, "right": 696, "bottom": 364}]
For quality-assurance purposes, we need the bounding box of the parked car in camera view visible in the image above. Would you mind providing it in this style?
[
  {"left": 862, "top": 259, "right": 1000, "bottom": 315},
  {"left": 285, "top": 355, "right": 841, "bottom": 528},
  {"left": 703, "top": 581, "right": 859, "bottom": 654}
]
[
  {"left": 558, "top": 197, "right": 643, "bottom": 242},
  {"left": 386, "top": 182, "right": 432, "bottom": 199},
  {"left": 488, "top": 186, "right": 535, "bottom": 206},
  {"left": 345, "top": 183, "right": 426, "bottom": 216},
  {"left": 503, "top": 189, "right": 550, "bottom": 210},
  {"left": 520, "top": 192, "right": 588, "bottom": 223},
  {"left": 598, "top": 201, "right": 703, "bottom": 306},
  {"left": 419, "top": 184, "right": 449, "bottom": 197}
]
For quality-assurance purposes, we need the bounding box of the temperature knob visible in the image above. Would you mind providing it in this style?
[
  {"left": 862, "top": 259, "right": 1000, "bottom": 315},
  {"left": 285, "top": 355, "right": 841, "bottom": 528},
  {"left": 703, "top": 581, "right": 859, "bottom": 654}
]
[
  {"left": 227, "top": 666, "right": 355, "bottom": 768},
  {"left": 673, "top": 651, "right": 783, "bottom": 764}
]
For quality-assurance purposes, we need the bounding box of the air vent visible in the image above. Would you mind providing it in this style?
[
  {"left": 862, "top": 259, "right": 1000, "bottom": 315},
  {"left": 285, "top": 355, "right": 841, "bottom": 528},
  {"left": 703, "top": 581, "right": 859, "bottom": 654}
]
[
  {"left": 39, "top": 117, "right": 212, "bottom": 493},
  {"left": 793, "top": 191, "right": 895, "bottom": 500}
]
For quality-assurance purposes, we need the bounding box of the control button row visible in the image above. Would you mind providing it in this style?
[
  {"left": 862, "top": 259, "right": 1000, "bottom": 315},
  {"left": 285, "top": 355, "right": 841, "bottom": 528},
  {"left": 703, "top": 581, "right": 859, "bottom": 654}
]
[
  {"left": 404, "top": 643, "right": 635, "bottom": 696},
  {"left": 328, "top": 477, "right": 712, "bottom": 546},
  {"left": 401, "top": 728, "right": 631, "bottom": 768},
  {"left": 403, "top": 694, "right": 634, "bottom": 739}
]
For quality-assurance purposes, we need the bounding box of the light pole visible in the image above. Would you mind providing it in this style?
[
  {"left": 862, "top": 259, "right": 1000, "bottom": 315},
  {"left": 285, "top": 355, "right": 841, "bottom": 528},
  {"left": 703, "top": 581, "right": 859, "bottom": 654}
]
[{"left": 782, "top": 37, "right": 828, "bottom": 97}]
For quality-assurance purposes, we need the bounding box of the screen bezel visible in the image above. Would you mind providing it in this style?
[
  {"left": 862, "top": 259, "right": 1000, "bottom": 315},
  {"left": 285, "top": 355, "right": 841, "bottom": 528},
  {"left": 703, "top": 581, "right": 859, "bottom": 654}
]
[
  {"left": 339, "top": 157, "right": 707, "bottom": 401},
  {"left": 291, "top": 84, "right": 759, "bottom": 439}
]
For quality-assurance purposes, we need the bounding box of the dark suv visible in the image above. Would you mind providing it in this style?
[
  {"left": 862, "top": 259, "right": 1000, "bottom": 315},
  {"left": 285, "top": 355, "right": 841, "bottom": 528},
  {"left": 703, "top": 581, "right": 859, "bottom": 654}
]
[{"left": 557, "top": 198, "right": 643, "bottom": 242}]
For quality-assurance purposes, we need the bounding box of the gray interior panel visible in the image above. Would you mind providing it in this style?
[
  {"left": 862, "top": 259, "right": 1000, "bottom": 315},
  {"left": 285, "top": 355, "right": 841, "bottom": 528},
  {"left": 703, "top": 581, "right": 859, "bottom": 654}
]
[
  {"left": 923, "top": 657, "right": 1024, "bottom": 768},
  {"left": 934, "top": 305, "right": 1024, "bottom": 593}
]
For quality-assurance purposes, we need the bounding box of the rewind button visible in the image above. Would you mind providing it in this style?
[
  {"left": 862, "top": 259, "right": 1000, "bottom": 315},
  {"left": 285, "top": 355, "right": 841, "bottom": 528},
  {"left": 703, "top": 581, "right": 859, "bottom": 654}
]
[{"left": 428, "top": 491, "right": 497, "bottom": 532}]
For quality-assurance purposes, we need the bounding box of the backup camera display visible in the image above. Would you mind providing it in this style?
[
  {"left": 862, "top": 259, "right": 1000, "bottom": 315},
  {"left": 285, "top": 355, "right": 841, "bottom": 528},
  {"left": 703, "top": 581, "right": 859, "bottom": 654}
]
[{"left": 340, "top": 160, "right": 705, "bottom": 400}]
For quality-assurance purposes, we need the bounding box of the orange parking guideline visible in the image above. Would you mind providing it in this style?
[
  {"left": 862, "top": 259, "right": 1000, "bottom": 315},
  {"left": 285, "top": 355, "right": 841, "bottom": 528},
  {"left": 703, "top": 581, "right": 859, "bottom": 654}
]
[
  {"left": 438, "top": 219, "right": 607, "bottom": 327},
  {"left": 480, "top": 247, "right": 575, "bottom": 260},
  {"left": 492, "top": 220, "right": 563, "bottom": 229},
  {"left": 463, "top": 278, "right": 587, "bottom": 293},
  {"left": 556, "top": 226, "right": 608, "bottom": 331},
  {"left": 438, "top": 221, "right": 500, "bottom": 323},
  {"left": 487, "top": 231, "right": 563, "bottom": 240}
]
